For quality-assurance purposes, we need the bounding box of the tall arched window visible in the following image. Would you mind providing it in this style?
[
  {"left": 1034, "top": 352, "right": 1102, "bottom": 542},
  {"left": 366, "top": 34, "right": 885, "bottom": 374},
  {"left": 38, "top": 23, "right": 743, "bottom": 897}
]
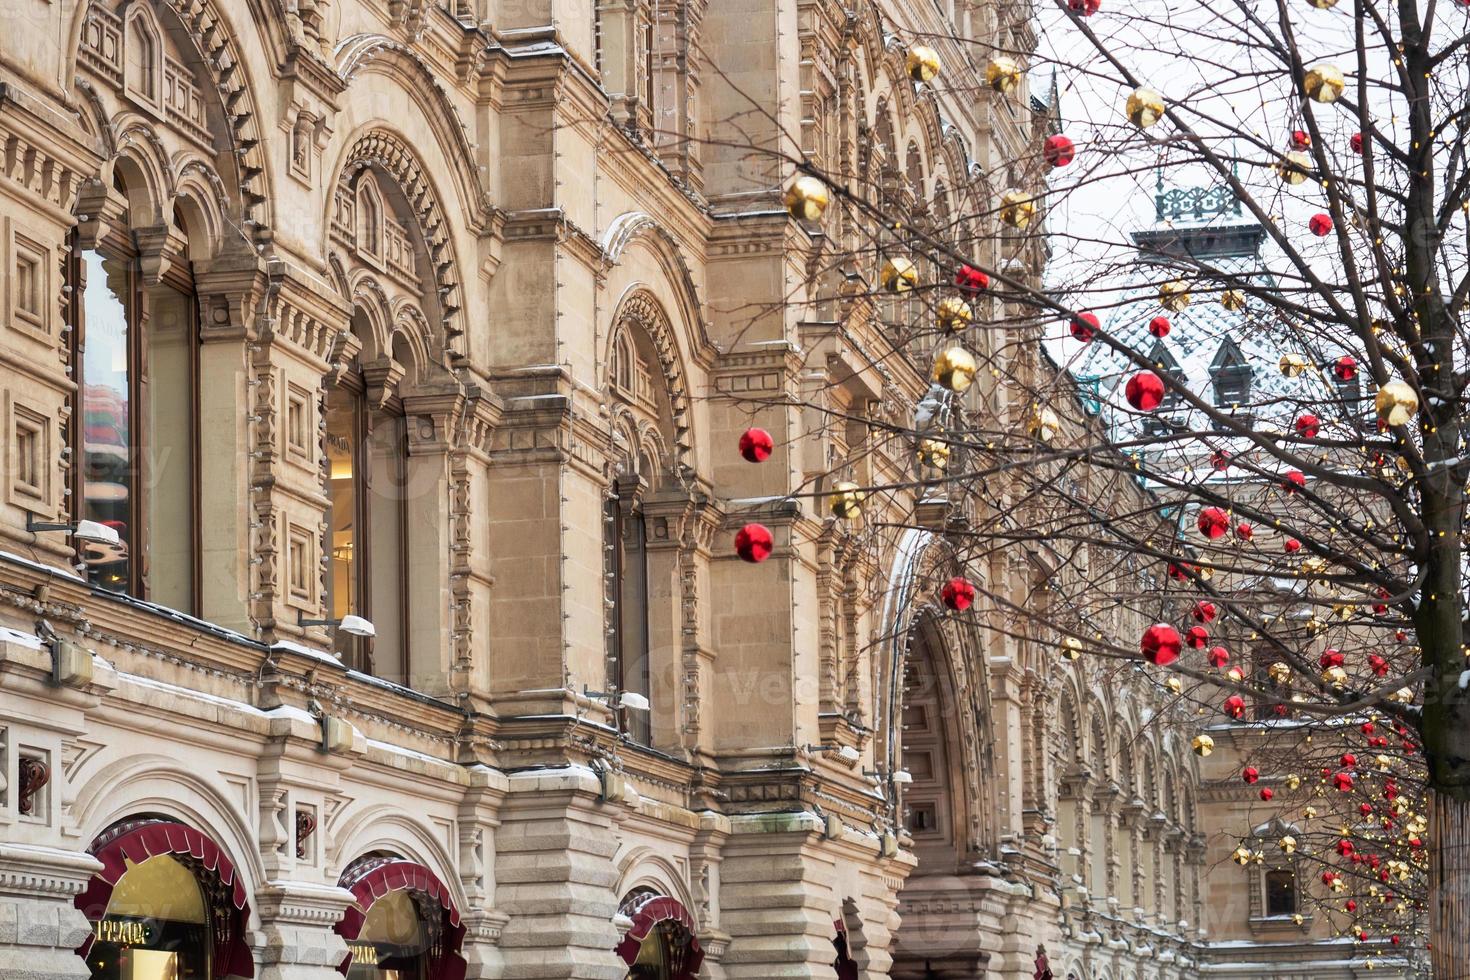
[
  {"left": 69, "top": 174, "right": 198, "bottom": 611},
  {"left": 605, "top": 454, "right": 652, "bottom": 745},
  {"left": 324, "top": 319, "right": 409, "bottom": 678}
]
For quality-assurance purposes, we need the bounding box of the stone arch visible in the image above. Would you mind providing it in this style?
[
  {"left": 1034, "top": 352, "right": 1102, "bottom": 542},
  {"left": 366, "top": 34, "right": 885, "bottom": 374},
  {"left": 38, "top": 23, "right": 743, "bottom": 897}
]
[
  {"left": 330, "top": 805, "right": 464, "bottom": 899},
  {"left": 67, "top": 0, "right": 272, "bottom": 234},
  {"left": 602, "top": 213, "right": 711, "bottom": 356},
  {"left": 334, "top": 35, "right": 491, "bottom": 229},
  {"left": 327, "top": 127, "right": 468, "bottom": 348},
  {"left": 69, "top": 754, "right": 266, "bottom": 907},
  {"left": 603, "top": 287, "right": 696, "bottom": 482},
  {"left": 614, "top": 847, "right": 699, "bottom": 915}
]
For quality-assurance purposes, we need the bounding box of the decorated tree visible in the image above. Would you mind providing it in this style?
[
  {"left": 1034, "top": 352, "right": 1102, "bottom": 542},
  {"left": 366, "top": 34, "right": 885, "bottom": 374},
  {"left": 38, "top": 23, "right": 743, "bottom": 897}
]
[{"left": 700, "top": 0, "right": 1470, "bottom": 969}]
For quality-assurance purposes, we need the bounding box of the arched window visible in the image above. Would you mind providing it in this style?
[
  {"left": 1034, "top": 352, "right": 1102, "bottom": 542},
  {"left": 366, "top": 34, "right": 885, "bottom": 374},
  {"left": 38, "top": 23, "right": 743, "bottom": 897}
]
[
  {"left": 605, "top": 447, "right": 652, "bottom": 745},
  {"left": 358, "top": 179, "right": 384, "bottom": 259},
  {"left": 615, "top": 890, "right": 704, "bottom": 980},
  {"left": 69, "top": 174, "right": 199, "bottom": 611},
  {"left": 324, "top": 318, "right": 410, "bottom": 678},
  {"left": 88, "top": 853, "right": 209, "bottom": 976}
]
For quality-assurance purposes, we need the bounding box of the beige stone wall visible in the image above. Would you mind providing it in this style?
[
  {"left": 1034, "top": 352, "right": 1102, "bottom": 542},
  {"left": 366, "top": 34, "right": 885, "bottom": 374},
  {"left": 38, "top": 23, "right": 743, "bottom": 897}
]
[{"left": 0, "top": 1, "right": 1217, "bottom": 979}]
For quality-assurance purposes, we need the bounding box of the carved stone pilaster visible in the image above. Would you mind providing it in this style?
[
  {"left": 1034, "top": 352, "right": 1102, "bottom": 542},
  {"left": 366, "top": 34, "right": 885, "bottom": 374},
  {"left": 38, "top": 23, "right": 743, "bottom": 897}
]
[
  {"left": 0, "top": 843, "right": 101, "bottom": 980},
  {"left": 252, "top": 880, "right": 356, "bottom": 979}
]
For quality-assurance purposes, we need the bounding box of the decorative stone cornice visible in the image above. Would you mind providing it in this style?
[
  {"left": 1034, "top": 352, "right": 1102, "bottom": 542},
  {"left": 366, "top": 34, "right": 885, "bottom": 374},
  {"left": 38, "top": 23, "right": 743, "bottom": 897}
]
[
  {"left": 254, "top": 881, "right": 357, "bottom": 926},
  {"left": 0, "top": 842, "right": 102, "bottom": 899},
  {"left": 0, "top": 78, "right": 105, "bottom": 219}
]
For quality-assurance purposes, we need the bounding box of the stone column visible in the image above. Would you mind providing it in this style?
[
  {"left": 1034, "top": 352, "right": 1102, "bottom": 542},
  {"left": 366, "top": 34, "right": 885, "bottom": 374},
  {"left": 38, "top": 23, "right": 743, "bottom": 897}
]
[
  {"left": 0, "top": 843, "right": 101, "bottom": 980},
  {"left": 252, "top": 882, "right": 356, "bottom": 980}
]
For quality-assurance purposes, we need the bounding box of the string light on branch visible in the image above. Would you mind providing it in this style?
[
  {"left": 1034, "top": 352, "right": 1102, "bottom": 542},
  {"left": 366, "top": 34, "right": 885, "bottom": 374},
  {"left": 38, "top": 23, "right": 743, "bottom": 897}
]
[
  {"left": 1126, "top": 87, "right": 1166, "bottom": 128},
  {"left": 783, "top": 176, "right": 830, "bottom": 221}
]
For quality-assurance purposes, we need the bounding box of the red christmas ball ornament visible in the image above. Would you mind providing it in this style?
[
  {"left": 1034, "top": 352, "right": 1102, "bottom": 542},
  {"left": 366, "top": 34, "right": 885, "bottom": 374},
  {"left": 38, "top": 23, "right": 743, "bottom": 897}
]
[
  {"left": 1223, "top": 695, "right": 1246, "bottom": 720},
  {"left": 1242, "top": 766, "right": 1260, "bottom": 784},
  {"left": 1337, "top": 838, "right": 1356, "bottom": 856},
  {"left": 1125, "top": 370, "right": 1166, "bottom": 411},
  {"left": 1360, "top": 803, "right": 1373, "bottom": 816},
  {"left": 1346, "top": 900, "right": 1358, "bottom": 912},
  {"left": 1210, "top": 449, "right": 1231, "bottom": 471},
  {"left": 1357, "top": 931, "right": 1368, "bottom": 943},
  {"left": 1361, "top": 721, "right": 1375, "bottom": 735},
  {"left": 1185, "top": 626, "right": 1209, "bottom": 649},
  {"left": 955, "top": 264, "right": 990, "bottom": 292},
  {"left": 1140, "top": 623, "right": 1182, "bottom": 666},
  {"left": 1350, "top": 132, "right": 1364, "bottom": 154},
  {"left": 735, "top": 523, "right": 774, "bottom": 563},
  {"left": 1043, "top": 134, "right": 1076, "bottom": 167},
  {"left": 1148, "top": 315, "right": 1172, "bottom": 338},
  {"left": 1340, "top": 752, "right": 1357, "bottom": 767},
  {"left": 1259, "top": 787, "right": 1274, "bottom": 801},
  {"left": 1321, "top": 871, "right": 1337, "bottom": 886},
  {"left": 1368, "top": 653, "right": 1389, "bottom": 676},
  {"left": 941, "top": 576, "right": 977, "bottom": 611},
  {"left": 1333, "top": 770, "right": 1354, "bottom": 792},
  {"left": 1283, "top": 470, "right": 1306, "bottom": 493},
  {"left": 1192, "top": 601, "right": 1217, "bottom": 623},
  {"left": 1373, "top": 587, "right": 1390, "bottom": 614},
  {"left": 1333, "top": 355, "right": 1358, "bottom": 381},
  {"left": 1392, "top": 936, "right": 1401, "bottom": 946},
  {"left": 1320, "top": 649, "right": 1345, "bottom": 669},
  {"left": 1235, "top": 522, "right": 1253, "bottom": 540},
  {"left": 1394, "top": 629, "right": 1408, "bottom": 642},
  {"left": 1284, "top": 538, "right": 1302, "bottom": 554},
  {"left": 1070, "top": 311, "right": 1099, "bottom": 342},
  {"left": 1272, "top": 703, "right": 1288, "bottom": 717},
  {"left": 1166, "top": 562, "right": 1192, "bottom": 582},
  {"left": 1291, "top": 129, "right": 1312, "bottom": 149},
  {"left": 1067, "top": 0, "right": 1102, "bottom": 14},
  {"left": 1295, "top": 413, "right": 1320, "bottom": 438},
  {"left": 1208, "top": 646, "right": 1230, "bottom": 668},
  {"left": 1197, "top": 507, "right": 1229, "bottom": 539},
  {"left": 738, "top": 427, "right": 774, "bottom": 463},
  {"left": 1309, "top": 213, "right": 1334, "bottom": 236},
  {"left": 1385, "top": 781, "right": 1399, "bottom": 800}
]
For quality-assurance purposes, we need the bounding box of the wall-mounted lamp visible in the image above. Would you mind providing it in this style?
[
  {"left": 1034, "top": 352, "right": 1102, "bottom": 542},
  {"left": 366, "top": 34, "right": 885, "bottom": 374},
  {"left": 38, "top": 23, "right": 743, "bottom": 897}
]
[
  {"left": 27, "top": 514, "right": 120, "bottom": 549},
  {"left": 297, "top": 612, "right": 376, "bottom": 637},
  {"left": 863, "top": 766, "right": 913, "bottom": 785},
  {"left": 584, "top": 687, "right": 650, "bottom": 713},
  {"left": 806, "top": 743, "right": 861, "bottom": 764}
]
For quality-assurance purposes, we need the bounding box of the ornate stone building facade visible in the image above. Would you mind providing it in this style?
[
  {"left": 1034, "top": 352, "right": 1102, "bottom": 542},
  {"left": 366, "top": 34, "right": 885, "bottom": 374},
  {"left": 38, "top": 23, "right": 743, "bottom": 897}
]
[{"left": 0, "top": 1, "right": 1206, "bottom": 978}]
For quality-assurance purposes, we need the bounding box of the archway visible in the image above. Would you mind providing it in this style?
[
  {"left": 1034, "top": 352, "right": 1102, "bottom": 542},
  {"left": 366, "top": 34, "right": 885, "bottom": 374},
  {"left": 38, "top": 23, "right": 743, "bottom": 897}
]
[
  {"left": 613, "top": 889, "right": 704, "bottom": 980},
  {"left": 74, "top": 817, "right": 254, "bottom": 979},
  {"left": 334, "top": 856, "right": 467, "bottom": 980}
]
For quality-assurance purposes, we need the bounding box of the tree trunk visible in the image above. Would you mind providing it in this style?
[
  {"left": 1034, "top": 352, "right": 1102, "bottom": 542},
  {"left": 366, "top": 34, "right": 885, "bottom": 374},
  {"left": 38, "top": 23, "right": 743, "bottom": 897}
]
[{"left": 1429, "top": 788, "right": 1470, "bottom": 977}]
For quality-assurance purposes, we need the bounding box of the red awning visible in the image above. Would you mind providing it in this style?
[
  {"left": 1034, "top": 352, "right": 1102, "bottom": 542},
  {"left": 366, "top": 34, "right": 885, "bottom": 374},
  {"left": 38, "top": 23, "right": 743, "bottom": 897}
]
[
  {"left": 335, "top": 858, "right": 466, "bottom": 980},
  {"left": 75, "top": 818, "right": 254, "bottom": 978},
  {"left": 614, "top": 894, "right": 705, "bottom": 979}
]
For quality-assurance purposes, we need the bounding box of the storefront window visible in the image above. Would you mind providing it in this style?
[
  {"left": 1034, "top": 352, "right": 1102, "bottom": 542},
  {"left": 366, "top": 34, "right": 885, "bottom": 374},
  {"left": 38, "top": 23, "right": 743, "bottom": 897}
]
[
  {"left": 86, "top": 854, "right": 210, "bottom": 980},
  {"left": 346, "top": 890, "right": 428, "bottom": 980},
  {"left": 80, "top": 250, "right": 134, "bottom": 593}
]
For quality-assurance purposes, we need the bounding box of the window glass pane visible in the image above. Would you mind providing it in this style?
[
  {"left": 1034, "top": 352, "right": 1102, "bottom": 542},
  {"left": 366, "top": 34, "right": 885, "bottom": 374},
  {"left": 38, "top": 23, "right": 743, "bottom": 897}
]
[
  {"left": 619, "top": 506, "right": 650, "bottom": 744},
  {"left": 368, "top": 414, "right": 407, "bottom": 682},
  {"left": 81, "top": 250, "right": 133, "bottom": 592},
  {"left": 325, "top": 386, "right": 361, "bottom": 628},
  {"left": 146, "top": 282, "right": 195, "bottom": 612},
  {"left": 1265, "top": 869, "right": 1296, "bottom": 916}
]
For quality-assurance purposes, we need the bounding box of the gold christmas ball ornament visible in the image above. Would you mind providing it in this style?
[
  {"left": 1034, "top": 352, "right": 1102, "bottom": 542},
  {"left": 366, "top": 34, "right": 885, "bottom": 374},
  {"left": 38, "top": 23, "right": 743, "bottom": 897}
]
[
  {"left": 1374, "top": 381, "right": 1419, "bottom": 426},
  {"left": 1276, "top": 151, "right": 1312, "bottom": 186},
  {"left": 1126, "top": 87, "right": 1166, "bottom": 128},
  {"left": 1226, "top": 666, "right": 1245, "bottom": 682},
  {"left": 936, "top": 297, "right": 974, "bottom": 332},
  {"left": 880, "top": 257, "right": 919, "bottom": 293},
  {"left": 1192, "top": 734, "right": 1215, "bottom": 757},
  {"left": 932, "top": 347, "right": 978, "bottom": 393},
  {"left": 917, "top": 439, "right": 951, "bottom": 469},
  {"left": 1292, "top": 913, "right": 1305, "bottom": 926},
  {"left": 906, "top": 44, "right": 942, "bottom": 83},
  {"left": 1323, "top": 666, "right": 1349, "bottom": 686},
  {"left": 1304, "top": 805, "right": 1318, "bottom": 819},
  {"left": 1279, "top": 353, "right": 1310, "bottom": 377},
  {"left": 1280, "top": 835, "right": 1298, "bottom": 854},
  {"left": 1220, "top": 289, "right": 1247, "bottom": 311},
  {"left": 1232, "top": 846, "right": 1253, "bottom": 866},
  {"left": 829, "top": 481, "right": 865, "bottom": 520},
  {"left": 1027, "top": 405, "right": 1063, "bottom": 443},
  {"left": 986, "top": 56, "right": 1022, "bottom": 93},
  {"left": 999, "top": 190, "right": 1038, "bottom": 228},
  {"left": 1268, "top": 661, "right": 1293, "bottom": 684},
  {"left": 1389, "top": 686, "right": 1415, "bottom": 703},
  {"left": 783, "top": 175, "right": 831, "bottom": 221},
  {"left": 1158, "top": 280, "right": 1191, "bottom": 312},
  {"left": 1305, "top": 0, "right": 1339, "bottom": 8},
  {"left": 1304, "top": 64, "right": 1346, "bottom": 103},
  {"left": 1286, "top": 773, "right": 1302, "bottom": 790},
  {"left": 1165, "top": 676, "right": 1183, "bottom": 694},
  {"left": 1061, "top": 636, "right": 1084, "bottom": 661}
]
